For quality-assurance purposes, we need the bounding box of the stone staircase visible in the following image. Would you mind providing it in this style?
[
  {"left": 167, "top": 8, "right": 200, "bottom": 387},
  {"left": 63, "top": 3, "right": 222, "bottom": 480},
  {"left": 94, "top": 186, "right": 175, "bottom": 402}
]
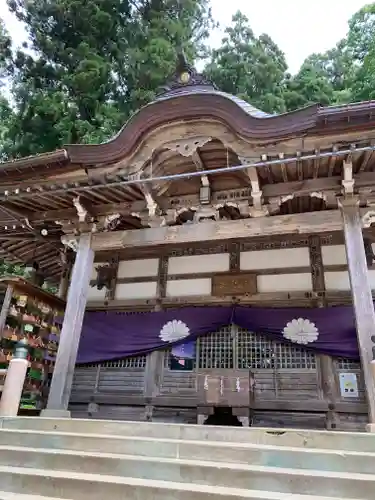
[{"left": 0, "top": 417, "right": 374, "bottom": 499}]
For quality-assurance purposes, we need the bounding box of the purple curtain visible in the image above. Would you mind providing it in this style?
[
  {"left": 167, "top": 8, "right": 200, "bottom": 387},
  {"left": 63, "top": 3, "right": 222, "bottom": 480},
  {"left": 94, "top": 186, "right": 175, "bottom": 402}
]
[
  {"left": 233, "top": 306, "right": 358, "bottom": 359},
  {"left": 77, "top": 307, "right": 232, "bottom": 363},
  {"left": 76, "top": 305, "right": 360, "bottom": 364}
]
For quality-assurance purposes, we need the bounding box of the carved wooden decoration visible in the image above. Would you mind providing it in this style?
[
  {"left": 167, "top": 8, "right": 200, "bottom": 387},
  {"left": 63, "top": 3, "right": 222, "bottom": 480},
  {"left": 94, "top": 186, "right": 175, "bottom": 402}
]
[
  {"left": 165, "top": 136, "right": 212, "bottom": 157},
  {"left": 212, "top": 272, "right": 257, "bottom": 296},
  {"left": 156, "top": 255, "right": 169, "bottom": 300},
  {"left": 92, "top": 260, "right": 118, "bottom": 291},
  {"left": 308, "top": 235, "right": 326, "bottom": 296},
  {"left": 363, "top": 238, "right": 375, "bottom": 268},
  {"left": 229, "top": 242, "right": 240, "bottom": 272},
  {"left": 372, "top": 336, "right": 375, "bottom": 361}
]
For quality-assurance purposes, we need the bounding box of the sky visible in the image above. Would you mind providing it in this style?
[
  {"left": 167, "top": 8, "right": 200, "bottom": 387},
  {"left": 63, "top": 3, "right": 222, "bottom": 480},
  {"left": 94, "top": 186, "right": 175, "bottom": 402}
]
[{"left": 0, "top": 0, "right": 370, "bottom": 74}]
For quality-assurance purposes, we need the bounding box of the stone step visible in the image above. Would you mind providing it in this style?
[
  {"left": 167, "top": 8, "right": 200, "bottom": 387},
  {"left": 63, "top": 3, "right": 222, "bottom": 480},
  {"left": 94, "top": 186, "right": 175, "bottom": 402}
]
[
  {"left": 0, "top": 493, "right": 67, "bottom": 500},
  {"left": 1, "top": 430, "right": 375, "bottom": 474},
  {"left": 0, "top": 446, "right": 374, "bottom": 498},
  {"left": 1, "top": 417, "right": 374, "bottom": 452},
  {"left": 0, "top": 466, "right": 367, "bottom": 500}
]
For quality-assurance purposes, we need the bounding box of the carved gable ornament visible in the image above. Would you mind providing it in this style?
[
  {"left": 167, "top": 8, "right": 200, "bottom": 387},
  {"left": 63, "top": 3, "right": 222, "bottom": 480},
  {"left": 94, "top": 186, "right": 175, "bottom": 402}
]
[{"left": 157, "top": 51, "right": 217, "bottom": 96}]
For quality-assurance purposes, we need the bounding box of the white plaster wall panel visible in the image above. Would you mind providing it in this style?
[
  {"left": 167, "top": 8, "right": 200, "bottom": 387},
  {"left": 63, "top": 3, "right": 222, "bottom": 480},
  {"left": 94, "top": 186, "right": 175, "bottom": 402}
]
[
  {"left": 90, "top": 262, "right": 105, "bottom": 281},
  {"left": 115, "top": 281, "right": 157, "bottom": 300},
  {"left": 322, "top": 245, "right": 347, "bottom": 266},
  {"left": 324, "top": 271, "right": 350, "bottom": 291},
  {"left": 168, "top": 254, "right": 230, "bottom": 275},
  {"left": 87, "top": 286, "right": 106, "bottom": 301},
  {"left": 240, "top": 248, "right": 310, "bottom": 271},
  {"left": 257, "top": 273, "right": 313, "bottom": 293},
  {"left": 325, "top": 270, "right": 375, "bottom": 291},
  {"left": 166, "top": 278, "right": 212, "bottom": 297},
  {"left": 117, "top": 259, "right": 159, "bottom": 279}
]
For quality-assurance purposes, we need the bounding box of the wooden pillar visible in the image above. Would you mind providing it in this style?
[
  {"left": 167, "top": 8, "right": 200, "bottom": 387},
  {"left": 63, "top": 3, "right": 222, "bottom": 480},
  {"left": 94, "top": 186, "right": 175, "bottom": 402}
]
[
  {"left": 339, "top": 198, "right": 375, "bottom": 425},
  {"left": 143, "top": 255, "right": 168, "bottom": 421},
  {"left": 42, "top": 233, "right": 94, "bottom": 417},
  {"left": 57, "top": 262, "right": 72, "bottom": 300},
  {"left": 308, "top": 235, "right": 338, "bottom": 429}
]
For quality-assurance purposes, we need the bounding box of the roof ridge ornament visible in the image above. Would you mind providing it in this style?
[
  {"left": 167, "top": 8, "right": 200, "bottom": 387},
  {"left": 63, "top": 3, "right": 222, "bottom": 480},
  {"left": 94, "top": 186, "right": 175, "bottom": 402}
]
[{"left": 157, "top": 49, "right": 217, "bottom": 97}]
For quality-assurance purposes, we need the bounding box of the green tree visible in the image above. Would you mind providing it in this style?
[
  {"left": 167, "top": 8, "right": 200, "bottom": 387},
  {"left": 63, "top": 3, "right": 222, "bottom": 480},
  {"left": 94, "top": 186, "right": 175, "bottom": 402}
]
[
  {"left": 282, "top": 60, "right": 336, "bottom": 111},
  {"left": 119, "top": 0, "right": 215, "bottom": 114},
  {"left": 0, "top": 18, "right": 15, "bottom": 161},
  {"left": 3, "top": 0, "right": 214, "bottom": 158},
  {"left": 205, "top": 11, "right": 287, "bottom": 113},
  {"left": 346, "top": 3, "right": 375, "bottom": 102},
  {"left": 347, "top": 3, "right": 375, "bottom": 63}
]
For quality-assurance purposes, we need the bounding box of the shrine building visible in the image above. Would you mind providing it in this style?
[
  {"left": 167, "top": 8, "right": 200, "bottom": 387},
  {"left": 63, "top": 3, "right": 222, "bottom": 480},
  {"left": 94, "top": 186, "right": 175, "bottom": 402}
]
[{"left": 1, "top": 55, "right": 375, "bottom": 430}]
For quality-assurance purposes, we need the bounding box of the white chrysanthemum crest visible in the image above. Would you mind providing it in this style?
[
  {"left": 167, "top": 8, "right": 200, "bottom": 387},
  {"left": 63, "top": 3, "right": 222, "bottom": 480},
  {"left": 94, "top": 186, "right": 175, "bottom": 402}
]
[
  {"left": 282, "top": 318, "right": 319, "bottom": 345},
  {"left": 159, "top": 319, "right": 190, "bottom": 343}
]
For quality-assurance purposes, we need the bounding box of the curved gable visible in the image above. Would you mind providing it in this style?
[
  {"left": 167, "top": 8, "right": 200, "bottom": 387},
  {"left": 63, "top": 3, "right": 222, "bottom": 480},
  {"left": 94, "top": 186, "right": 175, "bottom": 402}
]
[{"left": 66, "top": 91, "right": 319, "bottom": 165}]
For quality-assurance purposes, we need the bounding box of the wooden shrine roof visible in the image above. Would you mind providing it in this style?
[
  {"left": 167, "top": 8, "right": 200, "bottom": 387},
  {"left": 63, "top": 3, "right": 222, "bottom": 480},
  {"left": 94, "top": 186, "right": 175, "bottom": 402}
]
[{"left": 1, "top": 58, "right": 375, "bottom": 279}]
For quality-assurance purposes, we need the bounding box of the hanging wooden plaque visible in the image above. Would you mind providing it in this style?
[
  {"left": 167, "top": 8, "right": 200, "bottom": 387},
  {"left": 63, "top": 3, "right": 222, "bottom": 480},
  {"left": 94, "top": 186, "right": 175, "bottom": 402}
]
[{"left": 212, "top": 272, "right": 257, "bottom": 296}]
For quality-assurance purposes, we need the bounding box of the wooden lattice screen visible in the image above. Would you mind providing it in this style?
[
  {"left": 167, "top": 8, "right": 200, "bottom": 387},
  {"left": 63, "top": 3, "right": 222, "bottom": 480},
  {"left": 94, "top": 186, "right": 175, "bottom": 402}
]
[{"left": 165, "top": 324, "right": 318, "bottom": 371}]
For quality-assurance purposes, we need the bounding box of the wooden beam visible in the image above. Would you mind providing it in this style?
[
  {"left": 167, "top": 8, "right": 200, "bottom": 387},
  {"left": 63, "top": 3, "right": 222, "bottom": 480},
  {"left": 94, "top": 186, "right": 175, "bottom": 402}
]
[
  {"left": 143, "top": 254, "right": 168, "bottom": 421},
  {"left": 192, "top": 151, "right": 209, "bottom": 187},
  {"left": 327, "top": 146, "right": 338, "bottom": 177},
  {"left": 358, "top": 150, "right": 373, "bottom": 173},
  {"left": 246, "top": 166, "right": 264, "bottom": 214},
  {"left": 342, "top": 159, "right": 354, "bottom": 195},
  {"left": 308, "top": 235, "right": 338, "bottom": 430},
  {"left": 23, "top": 171, "right": 375, "bottom": 224},
  {"left": 279, "top": 153, "right": 288, "bottom": 182},
  {"left": 30, "top": 200, "right": 148, "bottom": 223},
  {"left": 87, "top": 288, "right": 372, "bottom": 311},
  {"left": 0, "top": 203, "right": 30, "bottom": 221},
  {"left": 91, "top": 210, "right": 350, "bottom": 252},
  {"left": 0, "top": 234, "right": 60, "bottom": 242},
  {"left": 139, "top": 184, "right": 158, "bottom": 217}
]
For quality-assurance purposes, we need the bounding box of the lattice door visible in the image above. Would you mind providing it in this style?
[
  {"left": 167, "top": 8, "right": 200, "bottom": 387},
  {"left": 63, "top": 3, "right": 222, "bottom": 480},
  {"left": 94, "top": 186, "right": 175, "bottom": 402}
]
[
  {"left": 196, "top": 324, "right": 318, "bottom": 403},
  {"left": 196, "top": 324, "right": 250, "bottom": 406}
]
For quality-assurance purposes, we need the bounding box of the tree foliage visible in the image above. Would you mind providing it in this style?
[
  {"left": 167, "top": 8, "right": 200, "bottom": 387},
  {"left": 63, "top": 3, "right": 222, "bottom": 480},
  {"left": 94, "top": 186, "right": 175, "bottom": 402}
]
[
  {"left": 0, "top": 0, "right": 214, "bottom": 157},
  {"left": 0, "top": 1, "right": 375, "bottom": 156},
  {"left": 205, "top": 11, "right": 287, "bottom": 113}
]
